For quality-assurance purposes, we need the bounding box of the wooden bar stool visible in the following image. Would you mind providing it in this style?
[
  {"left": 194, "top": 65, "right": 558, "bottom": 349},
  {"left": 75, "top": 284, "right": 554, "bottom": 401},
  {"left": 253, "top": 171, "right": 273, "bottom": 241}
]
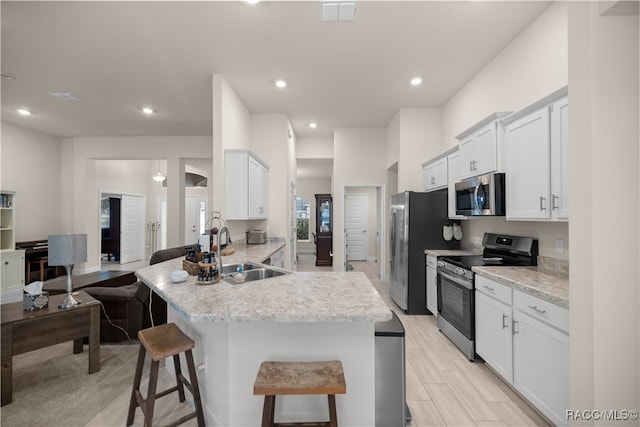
[
  {"left": 126, "top": 323, "right": 205, "bottom": 427},
  {"left": 253, "top": 360, "right": 347, "bottom": 427}
]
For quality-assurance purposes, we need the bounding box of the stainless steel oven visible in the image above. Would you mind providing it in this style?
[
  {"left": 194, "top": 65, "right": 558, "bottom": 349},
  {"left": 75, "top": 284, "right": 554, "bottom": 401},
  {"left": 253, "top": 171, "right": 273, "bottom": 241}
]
[
  {"left": 436, "top": 233, "right": 538, "bottom": 360},
  {"left": 437, "top": 263, "right": 475, "bottom": 359}
]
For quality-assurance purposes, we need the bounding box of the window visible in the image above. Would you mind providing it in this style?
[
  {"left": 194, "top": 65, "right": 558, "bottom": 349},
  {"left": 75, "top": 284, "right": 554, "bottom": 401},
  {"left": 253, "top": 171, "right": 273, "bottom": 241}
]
[{"left": 296, "top": 197, "right": 310, "bottom": 241}]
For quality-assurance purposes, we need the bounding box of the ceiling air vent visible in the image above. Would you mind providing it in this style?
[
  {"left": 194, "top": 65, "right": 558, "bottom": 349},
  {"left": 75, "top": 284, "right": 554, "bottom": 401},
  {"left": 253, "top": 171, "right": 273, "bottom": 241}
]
[
  {"left": 321, "top": 1, "right": 357, "bottom": 22},
  {"left": 49, "top": 92, "right": 80, "bottom": 101}
]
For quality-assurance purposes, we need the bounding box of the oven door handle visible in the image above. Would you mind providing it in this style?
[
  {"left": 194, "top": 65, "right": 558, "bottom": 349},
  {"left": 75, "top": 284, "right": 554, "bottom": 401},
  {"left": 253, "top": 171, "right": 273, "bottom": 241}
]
[{"left": 438, "top": 270, "right": 473, "bottom": 290}]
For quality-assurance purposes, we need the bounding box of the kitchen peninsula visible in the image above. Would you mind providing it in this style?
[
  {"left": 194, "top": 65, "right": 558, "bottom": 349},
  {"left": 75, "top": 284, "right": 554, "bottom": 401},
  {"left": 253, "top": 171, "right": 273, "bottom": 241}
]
[{"left": 135, "top": 245, "right": 391, "bottom": 427}]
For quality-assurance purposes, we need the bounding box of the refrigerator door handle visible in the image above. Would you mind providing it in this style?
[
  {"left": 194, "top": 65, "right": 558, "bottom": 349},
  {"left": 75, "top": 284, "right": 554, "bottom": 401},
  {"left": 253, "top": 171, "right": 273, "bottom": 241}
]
[{"left": 390, "top": 211, "right": 396, "bottom": 257}]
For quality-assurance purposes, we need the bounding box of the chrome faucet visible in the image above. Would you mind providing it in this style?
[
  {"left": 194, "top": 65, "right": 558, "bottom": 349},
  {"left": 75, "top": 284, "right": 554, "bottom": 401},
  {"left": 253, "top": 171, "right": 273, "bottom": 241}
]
[{"left": 216, "top": 226, "right": 230, "bottom": 262}]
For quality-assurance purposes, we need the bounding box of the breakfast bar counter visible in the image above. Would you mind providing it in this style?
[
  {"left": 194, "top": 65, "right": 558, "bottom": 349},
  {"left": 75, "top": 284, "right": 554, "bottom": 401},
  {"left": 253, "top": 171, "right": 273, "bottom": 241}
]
[{"left": 135, "top": 256, "right": 391, "bottom": 426}]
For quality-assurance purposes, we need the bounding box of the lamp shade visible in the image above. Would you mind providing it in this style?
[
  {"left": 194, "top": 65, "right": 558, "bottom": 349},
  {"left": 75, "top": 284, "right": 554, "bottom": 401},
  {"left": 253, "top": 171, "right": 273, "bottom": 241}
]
[{"left": 48, "top": 234, "right": 87, "bottom": 266}]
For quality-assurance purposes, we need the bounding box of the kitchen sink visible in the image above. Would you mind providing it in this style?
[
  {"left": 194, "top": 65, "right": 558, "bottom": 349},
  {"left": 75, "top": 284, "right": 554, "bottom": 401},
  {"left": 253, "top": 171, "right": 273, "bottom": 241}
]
[
  {"left": 221, "top": 262, "right": 291, "bottom": 284},
  {"left": 219, "top": 262, "right": 263, "bottom": 275}
]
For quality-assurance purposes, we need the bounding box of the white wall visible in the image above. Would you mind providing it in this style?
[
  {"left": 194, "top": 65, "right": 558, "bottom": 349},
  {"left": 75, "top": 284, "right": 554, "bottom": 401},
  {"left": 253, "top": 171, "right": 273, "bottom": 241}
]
[
  {"left": 1, "top": 122, "right": 63, "bottom": 240},
  {"left": 212, "top": 74, "right": 252, "bottom": 241},
  {"left": 386, "top": 112, "right": 400, "bottom": 170},
  {"left": 251, "top": 113, "right": 292, "bottom": 242},
  {"left": 442, "top": 2, "right": 569, "bottom": 149},
  {"left": 60, "top": 136, "right": 212, "bottom": 272},
  {"left": 333, "top": 128, "right": 387, "bottom": 271},
  {"left": 296, "top": 136, "right": 333, "bottom": 159},
  {"left": 440, "top": 2, "right": 570, "bottom": 259},
  {"left": 397, "top": 108, "right": 442, "bottom": 192},
  {"left": 568, "top": 2, "right": 639, "bottom": 421}
]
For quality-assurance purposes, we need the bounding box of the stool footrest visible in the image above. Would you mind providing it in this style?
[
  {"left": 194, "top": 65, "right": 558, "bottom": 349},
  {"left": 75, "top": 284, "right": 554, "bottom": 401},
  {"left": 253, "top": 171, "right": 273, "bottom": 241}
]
[
  {"left": 272, "top": 423, "right": 331, "bottom": 427},
  {"left": 155, "top": 385, "right": 180, "bottom": 400},
  {"left": 165, "top": 411, "right": 198, "bottom": 427}
]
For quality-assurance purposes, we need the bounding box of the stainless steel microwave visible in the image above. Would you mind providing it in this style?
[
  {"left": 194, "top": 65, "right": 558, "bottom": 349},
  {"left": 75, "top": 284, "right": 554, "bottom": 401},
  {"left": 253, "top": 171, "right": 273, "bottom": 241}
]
[{"left": 455, "top": 172, "right": 505, "bottom": 216}]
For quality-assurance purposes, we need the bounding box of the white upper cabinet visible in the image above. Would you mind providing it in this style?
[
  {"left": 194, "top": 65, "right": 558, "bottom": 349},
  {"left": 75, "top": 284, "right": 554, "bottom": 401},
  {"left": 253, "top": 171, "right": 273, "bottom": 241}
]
[
  {"left": 455, "top": 112, "right": 511, "bottom": 180},
  {"left": 446, "top": 150, "right": 466, "bottom": 220},
  {"left": 550, "top": 96, "right": 569, "bottom": 219},
  {"left": 422, "top": 156, "right": 448, "bottom": 191},
  {"left": 503, "top": 87, "right": 568, "bottom": 221},
  {"left": 225, "top": 150, "right": 269, "bottom": 220}
]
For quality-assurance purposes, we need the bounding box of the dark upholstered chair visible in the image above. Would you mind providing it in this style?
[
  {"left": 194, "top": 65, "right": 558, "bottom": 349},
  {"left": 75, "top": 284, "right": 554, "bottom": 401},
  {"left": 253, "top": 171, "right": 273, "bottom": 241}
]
[{"left": 84, "top": 244, "right": 199, "bottom": 342}]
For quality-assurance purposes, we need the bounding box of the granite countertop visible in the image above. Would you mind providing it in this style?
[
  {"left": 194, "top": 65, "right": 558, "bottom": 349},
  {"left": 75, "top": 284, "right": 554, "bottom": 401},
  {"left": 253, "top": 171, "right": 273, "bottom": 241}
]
[
  {"left": 135, "top": 256, "right": 391, "bottom": 324},
  {"left": 425, "top": 249, "right": 482, "bottom": 257},
  {"left": 473, "top": 266, "right": 569, "bottom": 309},
  {"left": 218, "top": 240, "right": 286, "bottom": 264}
]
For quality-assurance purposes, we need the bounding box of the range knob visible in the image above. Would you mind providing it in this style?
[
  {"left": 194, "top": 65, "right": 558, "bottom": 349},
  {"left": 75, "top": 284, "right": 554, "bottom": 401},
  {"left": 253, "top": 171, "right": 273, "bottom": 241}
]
[
  {"left": 437, "top": 261, "right": 445, "bottom": 268},
  {"left": 455, "top": 267, "right": 466, "bottom": 276}
]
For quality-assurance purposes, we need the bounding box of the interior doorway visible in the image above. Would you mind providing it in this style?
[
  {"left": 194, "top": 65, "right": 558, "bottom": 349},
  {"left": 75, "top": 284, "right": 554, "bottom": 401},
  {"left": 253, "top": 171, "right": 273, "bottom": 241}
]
[
  {"left": 343, "top": 185, "right": 385, "bottom": 278},
  {"left": 99, "top": 191, "right": 146, "bottom": 266}
]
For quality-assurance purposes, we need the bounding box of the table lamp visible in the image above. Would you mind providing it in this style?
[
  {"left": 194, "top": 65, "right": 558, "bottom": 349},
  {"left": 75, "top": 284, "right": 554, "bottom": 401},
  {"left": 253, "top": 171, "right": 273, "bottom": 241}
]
[{"left": 48, "top": 233, "right": 87, "bottom": 309}]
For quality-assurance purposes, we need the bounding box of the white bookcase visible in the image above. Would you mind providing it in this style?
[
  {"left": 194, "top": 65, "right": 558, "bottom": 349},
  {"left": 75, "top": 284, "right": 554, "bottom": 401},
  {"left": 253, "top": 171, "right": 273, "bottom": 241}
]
[{"left": 1, "top": 190, "right": 25, "bottom": 302}]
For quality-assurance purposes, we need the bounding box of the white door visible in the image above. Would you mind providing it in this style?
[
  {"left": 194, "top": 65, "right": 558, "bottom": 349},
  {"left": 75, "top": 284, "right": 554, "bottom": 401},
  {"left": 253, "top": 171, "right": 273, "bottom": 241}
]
[
  {"left": 120, "top": 194, "right": 145, "bottom": 264},
  {"left": 185, "top": 196, "right": 199, "bottom": 245},
  {"left": 345, "top": 193, "right": 367, "bottom": 261}
]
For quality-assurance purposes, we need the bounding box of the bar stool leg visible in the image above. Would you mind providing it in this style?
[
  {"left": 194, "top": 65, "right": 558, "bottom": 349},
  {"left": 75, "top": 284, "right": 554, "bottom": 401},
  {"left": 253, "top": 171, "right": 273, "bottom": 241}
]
[
  {"left": 144, "top": 360, "right": 160, "bottom": 427},
  {"left": 328, "top": 394, "right": 338, "bottom": 427},
  {"left": 172, "top": 354, "right": 186, "bottom": 402},
  {"left": 261, "top": 395, "right": 276, "bottom": 427},
  {"left": 184, "top": 349, "right": 206, "bottom": 427},
  {"left": 127, "top": 345, "right": 147, "bottom": 426}
]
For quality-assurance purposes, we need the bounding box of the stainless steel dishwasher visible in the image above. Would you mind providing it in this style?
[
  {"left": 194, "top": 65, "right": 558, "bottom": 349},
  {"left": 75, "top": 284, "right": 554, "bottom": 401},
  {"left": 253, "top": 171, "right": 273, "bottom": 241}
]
[{"left": 375, "top": 311, "right": 409, "bottom": 427}]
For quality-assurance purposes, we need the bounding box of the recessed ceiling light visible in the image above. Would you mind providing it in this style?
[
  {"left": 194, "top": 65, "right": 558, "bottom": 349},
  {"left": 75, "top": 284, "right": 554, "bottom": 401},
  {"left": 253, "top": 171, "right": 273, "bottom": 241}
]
[
  {"left": 142, "top": 107, "right": 154, "bottom": 115},
  {"left": 309, "top": 122, "right": 318, "bottom": 129},
  {"left": 246, "top": 0, "right": 260, "bottom": 4},
  {"left": 17, "top": 109, "right": 32, "bottom": 116},
  {"left": 410, "top": 77, "right": 423, "bottom": 86},
  {"left": 275, "top": 80, "right": 287, "bottom": 89}
]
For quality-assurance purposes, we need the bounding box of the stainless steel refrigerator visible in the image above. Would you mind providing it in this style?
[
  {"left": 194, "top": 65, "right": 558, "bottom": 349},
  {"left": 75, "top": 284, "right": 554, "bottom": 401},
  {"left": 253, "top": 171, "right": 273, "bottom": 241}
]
[{"left": 389, "top": 190, "right": 459, "bottom": 314}]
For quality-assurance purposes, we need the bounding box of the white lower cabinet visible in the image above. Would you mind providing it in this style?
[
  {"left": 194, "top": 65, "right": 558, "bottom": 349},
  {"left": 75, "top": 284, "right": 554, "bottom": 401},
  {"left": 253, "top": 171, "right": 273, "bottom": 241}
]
[
  {"left": 426, "top": 255, "right": 437, "bottom": 316},
  {"left": 475, "top": 277, "right": 513, "bottom": 381},
  {"left": 1, "top": 249, "right": 25, "bottom": 302},
  {"left": 513, "top": 290, "right": 569, "bottom": 426},
  {"left": 475, "top": 276, "right": 569, "bottom": 426},
  {"left": 268, "top": 248, "right": 285, "bottom": 269}
]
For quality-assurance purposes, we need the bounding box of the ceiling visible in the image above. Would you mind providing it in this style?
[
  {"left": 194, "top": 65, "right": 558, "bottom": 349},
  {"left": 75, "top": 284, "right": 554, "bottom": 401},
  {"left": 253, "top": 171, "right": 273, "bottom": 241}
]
[{"left": 1, "top": 1, "right": 550, "bottom": 142}]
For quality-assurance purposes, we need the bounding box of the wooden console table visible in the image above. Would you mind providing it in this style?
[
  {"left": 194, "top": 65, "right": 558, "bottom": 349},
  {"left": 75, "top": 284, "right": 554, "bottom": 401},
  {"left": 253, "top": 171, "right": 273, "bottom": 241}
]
[{"left": 1, "top": 291, "right": 100, "bottom": 406}]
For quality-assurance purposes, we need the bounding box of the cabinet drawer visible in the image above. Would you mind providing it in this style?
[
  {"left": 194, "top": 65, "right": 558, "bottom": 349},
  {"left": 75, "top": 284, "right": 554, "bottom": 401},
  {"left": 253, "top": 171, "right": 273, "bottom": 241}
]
[
  {"left": 514, "top": 290, "right": 569, "bottom": 334},
  {"left": 476, "top": 275, "right": 512, "bottom": 305}
]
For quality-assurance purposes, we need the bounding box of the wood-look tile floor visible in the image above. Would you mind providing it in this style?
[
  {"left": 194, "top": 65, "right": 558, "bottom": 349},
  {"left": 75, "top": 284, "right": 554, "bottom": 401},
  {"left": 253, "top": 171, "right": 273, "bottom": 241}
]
[{"left": 88, "top": 255, "right": 549, "bottom": 426}]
